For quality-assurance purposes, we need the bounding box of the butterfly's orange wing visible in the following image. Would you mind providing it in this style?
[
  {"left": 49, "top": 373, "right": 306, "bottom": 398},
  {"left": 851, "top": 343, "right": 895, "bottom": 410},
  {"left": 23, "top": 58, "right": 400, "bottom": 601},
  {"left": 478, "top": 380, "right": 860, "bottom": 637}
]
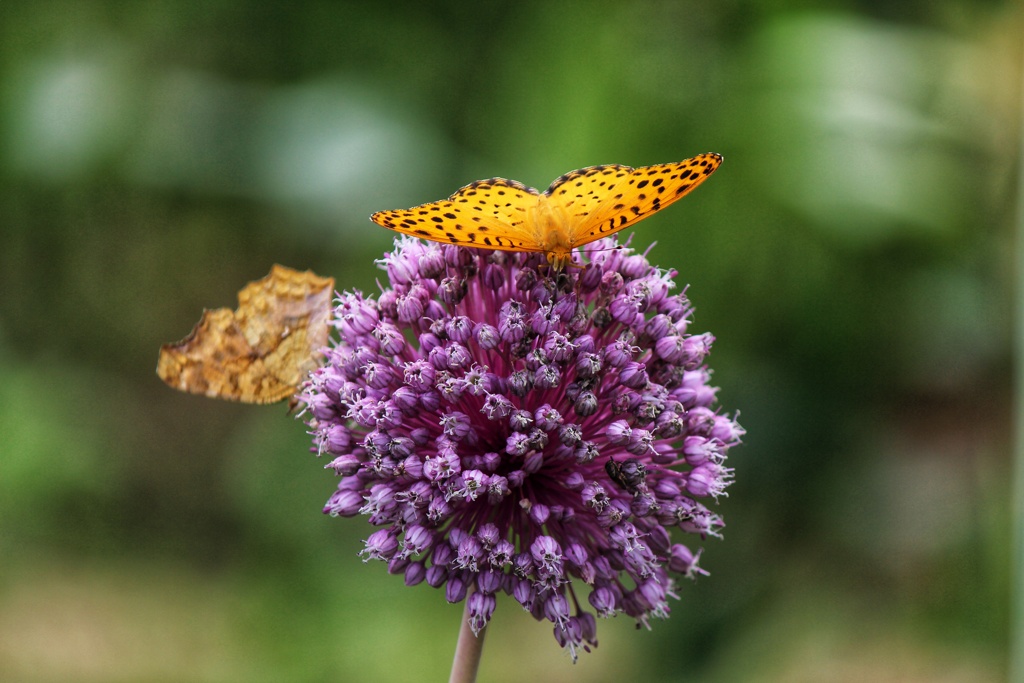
[
  {"left": 546, "top": 153, "right": 722, "bottom": 248},
  {"left": 370, "top": 178, "right": 545, "bottom": 253}
]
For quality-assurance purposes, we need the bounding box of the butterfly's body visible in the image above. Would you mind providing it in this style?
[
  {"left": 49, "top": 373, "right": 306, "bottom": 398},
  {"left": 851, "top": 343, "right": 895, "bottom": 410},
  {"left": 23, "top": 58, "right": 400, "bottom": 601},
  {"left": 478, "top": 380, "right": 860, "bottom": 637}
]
[
  {"left": 371, "top": 153, "right": 722, "bottom": 270},
  {"left": 528, "top": 195, "right": 575, "bottom": 269}
]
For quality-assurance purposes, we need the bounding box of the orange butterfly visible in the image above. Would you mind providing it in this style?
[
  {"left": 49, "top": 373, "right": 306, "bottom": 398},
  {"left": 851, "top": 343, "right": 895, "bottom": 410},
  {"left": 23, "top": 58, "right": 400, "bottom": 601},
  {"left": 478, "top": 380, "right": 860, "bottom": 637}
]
[{"left": 371, "top": 153, "right": 722, "bottom": 269}]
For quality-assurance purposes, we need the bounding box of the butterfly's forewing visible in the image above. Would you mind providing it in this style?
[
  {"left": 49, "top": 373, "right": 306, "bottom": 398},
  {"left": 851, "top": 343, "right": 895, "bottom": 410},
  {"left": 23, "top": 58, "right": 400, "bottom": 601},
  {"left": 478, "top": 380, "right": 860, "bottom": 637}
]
[
  {"left": 547, "top": 153, "right": 723, "bottom": 248},
  {"left": 370, "top": 178, "right": 544, "bottom": 253}
]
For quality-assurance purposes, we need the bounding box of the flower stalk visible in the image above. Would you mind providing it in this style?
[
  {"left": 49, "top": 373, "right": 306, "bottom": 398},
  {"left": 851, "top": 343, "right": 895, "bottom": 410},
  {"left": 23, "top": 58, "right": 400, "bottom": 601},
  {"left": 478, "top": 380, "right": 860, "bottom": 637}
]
[{"left": 449, "top": 597, "right": 487, "bottom": 683}]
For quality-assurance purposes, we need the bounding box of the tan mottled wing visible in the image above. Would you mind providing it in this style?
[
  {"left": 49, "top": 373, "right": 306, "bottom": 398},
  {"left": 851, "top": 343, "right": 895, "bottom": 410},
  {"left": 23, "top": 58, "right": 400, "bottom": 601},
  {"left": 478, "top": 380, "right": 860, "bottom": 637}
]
[
  {"left": 370, "top": 178, "right": 545, "bottom": 253},
  {"left": 545, "top": 153, "right": 723, "bottom": 247},
  {"left": 157, "top": 265, "right": 335, "bottom": 404}
]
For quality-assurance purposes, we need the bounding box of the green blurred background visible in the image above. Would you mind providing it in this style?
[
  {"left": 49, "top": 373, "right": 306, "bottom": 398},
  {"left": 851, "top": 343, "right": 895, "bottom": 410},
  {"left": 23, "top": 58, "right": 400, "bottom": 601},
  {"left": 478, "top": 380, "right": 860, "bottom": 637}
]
[{"left": 0, "top": 1, "right": 1016, "bottom": 681}]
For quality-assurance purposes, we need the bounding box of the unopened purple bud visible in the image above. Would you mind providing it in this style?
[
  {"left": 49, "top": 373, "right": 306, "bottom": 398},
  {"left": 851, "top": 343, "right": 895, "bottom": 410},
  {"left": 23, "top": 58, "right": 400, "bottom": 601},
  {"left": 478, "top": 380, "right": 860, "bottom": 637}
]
[
  {"left": 579, "top": 261, "right": 603, "bottom": 291},
  {"left": 418, "top": 331, "right": 443, "bottom": 355},
  {"left": 476, "top": 569, "right": 502, "bottom": 596},
  {"left": 404, "top": 561, "right": 426, "bottom": 586},
  {"left": 619, "top": 361, "right": 649, "bottom": 389},
  {"left": 573, "top": 334, "right": 595, "bottom": 354},
  {"left": 512, "top": 576, "right": 534, "bottom": 606},
  {"left": 608, "top": 295, "right": 641, "bottom": 326},
  {"left": 427, "top": 345, "right": 448, "bottom": 370},
  {"left": 588, "top": 586, "right": 617, "bottom": 616},
  {"left": 523, "top": 450, "right": 545, "bottom": 474},
  {"left": 565, "top": 543, "right": 588, "bottom": 568},
  {"left": 507, "top": 469, "right": 526, "bottom": 488},
  {"left": 438, "top": 276, "right": 468, "bottom": 305},
  {"left": 418, "top": 389, "right": 441, "bottom": 412},
  {"left": 479, "top": 451, "right": 500, "bottom": 472},
  {"left": 601, "top": 270, "right": 624, "bottom": 295},
  {"left": 544, "top": 593, "right": 571, "bottom": 625},
  {"left": 408, "top": 427, "right": 431, "bottom": 445},
  {"left": 376, "top": 289, "right": 399, "bottom": 320},
  {"left": 575, "top": 352, "right": 602, "bottom": 378},
  {"left": 445, "top": 575, "right": 467, "bottom": 603},
  {"left": 606, "top": 420, "right": 632, "bottom": 446},
  {"left": 444, "top": 315, "right": 473, "bottom": 343},
  {"left": 553, "top": 292, "right": 578, "bottom": 321},
  {"left": 386, "top": 387, "right": 414, "bottom": 413},
  {"left": 557, "top": 472, "right": 584, "bottom": 493},
  {"left": 526, "top": 503, "right": 549, "bottom": 527},
  {"left": 388, "top": 436, "right": 414, "bottom": 459},
  {"left": 654, "top": 334, "right": 684, "bottom": 363},
  {"left": 654, "top": 409, "right": 684, "bottom": 438},
  {"left": 396, "top": 289, "right": 426, "bottom": 323},
  {"left": 425, "top": 563, "right": 448, "bottom": 587},
  {"left": 573, "top": 391, "right": 597, "bottom": 417},
  {"left": 473, "top": 322, "right": 500, "bottom": 350},
  {"left": 644, "top": 314, "right": 673, "bottom": 340},
  {"left": 321, "top": 424, "right": 352, "bottom": 454},
  {"left": 482, "top": 262, "right": 506, "bottom": 289},
  {"left": 507, "top": 370, "right": 532, "bottom": 397},
  {"left": 630, "top": 493, "right": 658, "bottom": 517},
  {"left": 418, "top": 244, "right": 445, "bottom": 278},
  {"left": 686, "top": 406, "right": 718, "bottom": 436}
]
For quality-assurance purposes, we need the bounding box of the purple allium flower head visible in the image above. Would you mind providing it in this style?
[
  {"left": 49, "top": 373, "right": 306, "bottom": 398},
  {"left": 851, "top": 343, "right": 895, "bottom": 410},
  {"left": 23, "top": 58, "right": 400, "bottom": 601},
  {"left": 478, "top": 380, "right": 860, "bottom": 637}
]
[{"left": 299, "top": 237, "right": 742, "bottom": 661}]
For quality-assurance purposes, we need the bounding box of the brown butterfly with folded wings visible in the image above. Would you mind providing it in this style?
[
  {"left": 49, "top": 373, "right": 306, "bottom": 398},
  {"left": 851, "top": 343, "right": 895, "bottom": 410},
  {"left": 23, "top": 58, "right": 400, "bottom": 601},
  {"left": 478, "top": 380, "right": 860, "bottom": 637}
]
[{"left": 157, "top": 265, "right": 334, "bottom": 404}]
